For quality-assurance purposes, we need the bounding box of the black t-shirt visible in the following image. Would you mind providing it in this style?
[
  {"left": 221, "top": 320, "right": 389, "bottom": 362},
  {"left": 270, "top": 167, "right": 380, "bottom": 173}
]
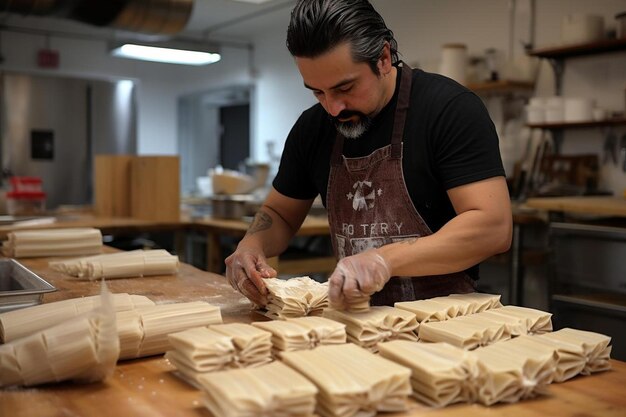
[{"left": 273, "top": 65, "right": 505, "bottom": 279}]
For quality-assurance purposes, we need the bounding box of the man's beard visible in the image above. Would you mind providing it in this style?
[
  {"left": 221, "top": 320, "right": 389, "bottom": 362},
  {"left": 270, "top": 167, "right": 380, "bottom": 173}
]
[{"left": 330, "top": 110, "right": 372, "bottom": 139}]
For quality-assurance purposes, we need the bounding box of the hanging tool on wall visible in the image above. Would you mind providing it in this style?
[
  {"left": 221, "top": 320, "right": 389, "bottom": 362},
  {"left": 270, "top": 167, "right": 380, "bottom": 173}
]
[
  {"left": 620, "top": 133, "right": 626, "bottom": 172},
  {"left": 602, "top": 128, "right": 618, "bottom": 166}
]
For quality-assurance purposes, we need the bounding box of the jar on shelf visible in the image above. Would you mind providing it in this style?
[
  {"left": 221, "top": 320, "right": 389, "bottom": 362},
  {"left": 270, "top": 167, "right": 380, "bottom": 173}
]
[{"left": 439, "top": 43, "right": 468, "bottom": 84}]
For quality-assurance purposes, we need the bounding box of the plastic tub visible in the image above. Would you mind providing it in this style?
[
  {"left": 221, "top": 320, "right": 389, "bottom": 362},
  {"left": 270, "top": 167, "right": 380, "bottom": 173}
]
[
  {"left": 6, "top": 192, "right": 46, "bottom": 216},
  {"left": 10, "top": 176, "right": 43, "bottom": 193}
]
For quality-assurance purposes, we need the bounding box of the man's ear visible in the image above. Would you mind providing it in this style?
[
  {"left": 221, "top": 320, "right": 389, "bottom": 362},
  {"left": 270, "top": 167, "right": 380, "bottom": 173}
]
[{"left": 377, "top": 41, "right": 393, "bottom": 75}]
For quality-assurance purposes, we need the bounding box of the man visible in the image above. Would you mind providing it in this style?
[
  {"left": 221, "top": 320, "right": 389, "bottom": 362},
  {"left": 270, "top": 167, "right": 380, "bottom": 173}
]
[{"left": 226, "top": 0, "right": 512, "bottom": 310}]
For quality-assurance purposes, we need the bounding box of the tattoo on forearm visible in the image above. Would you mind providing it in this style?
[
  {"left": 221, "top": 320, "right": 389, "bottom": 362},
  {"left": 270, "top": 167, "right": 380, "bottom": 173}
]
[
  {"left": 398, "top": 237, "right": 418, "bottom": 245},
  {"left": 247, "top": 210, "right": 273, "bottom": 235}
]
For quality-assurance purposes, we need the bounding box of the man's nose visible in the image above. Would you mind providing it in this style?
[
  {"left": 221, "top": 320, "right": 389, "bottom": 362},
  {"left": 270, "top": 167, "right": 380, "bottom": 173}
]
[{"left": 324, "top": 94, "right": 346, "bottom": 117}]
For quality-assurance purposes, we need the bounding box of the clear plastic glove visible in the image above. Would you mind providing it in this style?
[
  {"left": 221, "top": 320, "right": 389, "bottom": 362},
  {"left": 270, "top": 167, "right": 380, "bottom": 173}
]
[
  {"left": 225, "top": 247, "right": 277, "bottom": 307},
  {"left": 328, "top": 249, "right": 391, "bottom": 310}
]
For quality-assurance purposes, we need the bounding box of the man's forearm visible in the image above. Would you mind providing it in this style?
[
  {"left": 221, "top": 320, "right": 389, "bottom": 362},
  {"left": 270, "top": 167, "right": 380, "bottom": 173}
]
[
  {"left": 238, "top": 206, "right": 297, "bottom": 257},
  {"left": 377, "top": 208, "right": 512, "bottom": 277}
]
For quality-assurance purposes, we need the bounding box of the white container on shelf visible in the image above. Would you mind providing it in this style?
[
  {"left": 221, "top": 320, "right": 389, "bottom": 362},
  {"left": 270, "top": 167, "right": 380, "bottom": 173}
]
[
  {"left": 439, "top": 43, "right": 467, "bottom": 84},
  {"left": 564, "top": 98, "right": 594, "bottom": 122},
  {"left": 545, "top": 97, "right": 564, "bottom": 107},
  {"left": 6, "top": 193, "right": 46, "bottom": 216},
  {"left": 561, "top": 14, "right": 605, "bottom": 45},
  {"left": 544, "top": 96, "right": 565, "bottom": 123},
  {"left": 525, "top": 105, "right": 545, "bottom": 124},
  {"left": 529, "top": 97, "right": 546, "bottom": 108},
  {"left": 592, "top": 107, "right": 607, "bottom": 121}
]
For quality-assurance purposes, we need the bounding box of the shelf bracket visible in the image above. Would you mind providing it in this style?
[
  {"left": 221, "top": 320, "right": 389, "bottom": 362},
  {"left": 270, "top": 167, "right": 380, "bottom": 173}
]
[
  {"left": 551, "top": 129, "right": 564, "bottom": 154},
  {"left": 548, "top": 58, "right": 565, "bottom": 95}
]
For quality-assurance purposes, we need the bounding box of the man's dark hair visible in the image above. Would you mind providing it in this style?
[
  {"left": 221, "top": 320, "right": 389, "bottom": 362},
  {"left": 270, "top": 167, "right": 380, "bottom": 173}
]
[{"left": 286, "top": 0, "right": 399, "bottom": 75}]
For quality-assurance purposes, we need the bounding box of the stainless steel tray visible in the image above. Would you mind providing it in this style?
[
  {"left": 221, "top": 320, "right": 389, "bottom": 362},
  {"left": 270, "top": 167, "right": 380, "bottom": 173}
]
[
  {"left": 0, "top": 215, "right": 56, "bottom": 226},
  {"left": 0, "top": 259, "right": 56, "bottom": 312}
]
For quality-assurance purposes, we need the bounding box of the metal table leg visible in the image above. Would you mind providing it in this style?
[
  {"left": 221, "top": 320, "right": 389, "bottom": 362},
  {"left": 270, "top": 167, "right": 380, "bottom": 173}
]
[{"left": 510, "top": 222, "right": 524, "bottom": 305}]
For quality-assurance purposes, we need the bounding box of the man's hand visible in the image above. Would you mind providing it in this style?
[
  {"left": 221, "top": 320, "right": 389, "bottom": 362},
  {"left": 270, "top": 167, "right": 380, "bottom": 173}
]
[
  {"left": 225, "top": 247, "right": 277, "bottom": 306},
  {"left": 328, "top": 250, "right": 391, "bottom": 310}
]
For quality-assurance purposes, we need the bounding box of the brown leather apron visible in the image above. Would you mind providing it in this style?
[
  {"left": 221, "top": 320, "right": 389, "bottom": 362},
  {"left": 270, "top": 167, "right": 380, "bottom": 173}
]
[{"left": 326, "top": 62, "right": 476, "bottom": 306}]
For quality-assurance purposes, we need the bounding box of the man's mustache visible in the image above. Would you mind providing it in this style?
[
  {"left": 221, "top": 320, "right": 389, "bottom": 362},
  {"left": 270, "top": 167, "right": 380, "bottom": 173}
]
[{"left": 330, "top": 110, "right": 366, "bottom": 123}]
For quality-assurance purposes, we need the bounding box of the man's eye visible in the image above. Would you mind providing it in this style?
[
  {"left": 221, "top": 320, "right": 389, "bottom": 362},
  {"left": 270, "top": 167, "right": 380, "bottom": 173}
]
[
  {"left": 313, "top": 90, "right": 323, "bottom": 97},
  {"left": 338, "top": 86, "right": 352, "bottom": 93}
]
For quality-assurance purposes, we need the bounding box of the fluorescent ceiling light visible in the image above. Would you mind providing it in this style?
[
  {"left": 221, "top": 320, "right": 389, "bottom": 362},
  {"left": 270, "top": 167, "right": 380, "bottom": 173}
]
[{"left": 111, "top": 43, "right": 221, "bottom": 66}]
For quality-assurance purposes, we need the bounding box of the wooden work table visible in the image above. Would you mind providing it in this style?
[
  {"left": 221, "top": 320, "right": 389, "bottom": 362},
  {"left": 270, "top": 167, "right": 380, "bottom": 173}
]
[
  {"left": 1, "top": 256, "right": 626, "bottom": 417},
  {"left": 0, "top": 211, "right": 567, "bottom": 308},
  {"left": 193, "top": 215, "right": 334, "bottom": 274},
  {"left": 0, "top": 214, "right": 334, "bottom": 275},
  {"left": 0, "top": 216, "right": 189, "bottom": 239},
  {"left": 11, "top": 251, "right": 255, "bottom": 319}
]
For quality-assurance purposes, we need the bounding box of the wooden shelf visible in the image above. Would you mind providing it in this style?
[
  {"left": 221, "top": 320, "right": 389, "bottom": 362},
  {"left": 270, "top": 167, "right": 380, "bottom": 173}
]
[
  {"left": 528, "top": 37, "right": 626, "bottom": 59},
  {"left": 527, "top": 117, "right": 626, "bottom": 129},
  {"left": 467, "top": 79, "right": 535, "bottom": 94}
]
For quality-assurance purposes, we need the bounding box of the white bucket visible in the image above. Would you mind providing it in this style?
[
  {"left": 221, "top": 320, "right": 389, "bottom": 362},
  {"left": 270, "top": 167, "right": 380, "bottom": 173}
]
[
  {"left": 561, "top": 14, "right": 605, "bottom": 45},
  {"left": 525, "top": 105, "right": 545, "bottom": 124},
  {"left": 564, "top": 98, "right": 594, "bottom": 122},
  {"left": 544, "top": 97, "right": 565, "bottom": 123},
  {"left": 439, "top": 44, "right": 467, "bottom": 84}
]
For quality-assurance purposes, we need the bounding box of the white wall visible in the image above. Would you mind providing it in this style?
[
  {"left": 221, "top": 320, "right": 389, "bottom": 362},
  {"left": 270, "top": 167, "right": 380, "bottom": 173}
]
[{"left": 252, "top": 28, "right": 316, "bottom": 163}]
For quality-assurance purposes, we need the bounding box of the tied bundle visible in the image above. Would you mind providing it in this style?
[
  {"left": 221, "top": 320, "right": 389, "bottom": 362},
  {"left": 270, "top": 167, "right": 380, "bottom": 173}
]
[
  {"left": 323, "top": 306, "right": 419, "bottom": 353},
  {"left": 0, "top": 282, "right": 119, "bottom": 388},
  {"left": 2, "top": 228, "right": 103, "bottom": 258},
  {"left": 50, "top": 249, "right": 179, "bottom": 280},
  {"left": 252, "top": 316, "right": 346, "bottom": 356},
  {"left": 166, "top": 323, "right": 273, "bottom": 385},
  {"left": 262, "top": 276, "right": 329, "bottom": 319}
]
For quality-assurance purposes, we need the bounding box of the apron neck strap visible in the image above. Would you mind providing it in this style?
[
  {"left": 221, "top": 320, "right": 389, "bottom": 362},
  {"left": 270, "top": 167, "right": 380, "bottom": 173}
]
[
  {"left": 391, "top": 61, "right": 412, "bottom": 157},
  {"left": 331, "top": 61, "right": 413, "bottom": 165}
]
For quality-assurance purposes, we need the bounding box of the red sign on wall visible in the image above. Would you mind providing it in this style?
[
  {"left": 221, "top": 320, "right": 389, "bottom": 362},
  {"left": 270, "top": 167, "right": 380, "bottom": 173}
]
[{"left": 37, "top": 49, "right": 60, "bottom": 68}]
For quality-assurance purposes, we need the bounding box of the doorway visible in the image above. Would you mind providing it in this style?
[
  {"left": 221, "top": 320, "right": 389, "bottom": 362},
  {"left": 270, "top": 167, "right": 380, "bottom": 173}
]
[
  {"left": 177, "top": 85, "right": 252, "bottom": 196},
  {"left": 220, "top": 103, "right": 250, "bottom": 171}
]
